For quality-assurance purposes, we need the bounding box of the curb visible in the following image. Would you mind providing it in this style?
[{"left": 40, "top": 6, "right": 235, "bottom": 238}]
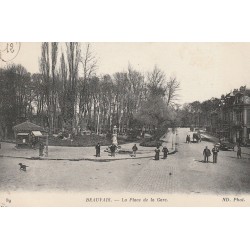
[{"left": 0, "top": 150, "right": 177, "bottom": 162}]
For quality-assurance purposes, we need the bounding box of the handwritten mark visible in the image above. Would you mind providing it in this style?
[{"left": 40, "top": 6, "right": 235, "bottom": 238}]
[{"left": 0, "top": 42, "right": 21, "bottom": 62}]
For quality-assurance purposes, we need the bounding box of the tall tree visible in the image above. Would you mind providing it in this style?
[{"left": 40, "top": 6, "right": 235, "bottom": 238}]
[
  {"left": 0, "top": 64, "right": 32, "bottom": 138},
  {"left": 57, "top": 52, "right": 70, "bottom": 129},
  {"left": 39, "top": 42, "right": 59, "bottom": 133},
  {"left": 51, "top": 42, "right": 58, "bottom": 132},
  {"left": 79, "top": 43, "right": 98, "bottom": 131},
  {"left": 166, "top": 76, "right": 180, "bottom": 107},
  {"left": 66, "top": 42, "right": 81, "bottom": 132}
]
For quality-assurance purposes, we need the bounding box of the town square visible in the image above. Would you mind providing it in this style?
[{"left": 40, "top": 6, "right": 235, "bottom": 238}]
[{"left": 0, "top": 43, "right": 250, "bottom": 205}]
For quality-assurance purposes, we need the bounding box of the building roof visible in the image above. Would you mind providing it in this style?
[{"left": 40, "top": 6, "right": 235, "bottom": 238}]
[{"left": 13, "top": 121, "right": 45, "bottom": 132}]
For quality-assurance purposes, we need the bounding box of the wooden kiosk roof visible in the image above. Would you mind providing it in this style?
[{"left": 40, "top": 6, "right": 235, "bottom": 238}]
[{"left": 13, "top": 121, "right": 45, "bottom": 132}]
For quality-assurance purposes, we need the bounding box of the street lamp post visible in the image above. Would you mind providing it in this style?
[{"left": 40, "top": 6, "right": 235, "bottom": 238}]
[
  {"left": 171, "top": 127, "right": 175, "bottom": 150},
  {"left": 175, "top": 129, "right": 179, "bottom": 152}
]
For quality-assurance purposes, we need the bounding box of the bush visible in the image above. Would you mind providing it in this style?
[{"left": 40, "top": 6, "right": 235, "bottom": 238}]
[
  {"left": 48, "top": 134, "right": 133, "bottom": 147},
  {"left": 139, "top": 140, "right": 162, "bottom": 147}
]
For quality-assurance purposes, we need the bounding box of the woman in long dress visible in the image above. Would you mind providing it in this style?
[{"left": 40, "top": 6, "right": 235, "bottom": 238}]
[{"left": 155, "top": 146, "right": 160, "bottom": 160}]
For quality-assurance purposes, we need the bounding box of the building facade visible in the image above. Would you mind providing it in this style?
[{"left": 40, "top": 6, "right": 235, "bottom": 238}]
[{"left": 214, "top": 86, "right": 250, "bottom": 145}]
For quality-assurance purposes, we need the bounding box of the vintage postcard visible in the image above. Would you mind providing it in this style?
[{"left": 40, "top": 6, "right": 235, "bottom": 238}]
[{"left": 0, "top": 42, "right": 250, "bottom": 206}]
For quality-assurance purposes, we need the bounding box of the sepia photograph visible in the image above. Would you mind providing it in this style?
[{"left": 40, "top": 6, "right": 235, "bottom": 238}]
[
  {"left": 2, "top": 2, "right": 250, "bottom": 250},
  {"left": 0, "top": 42, "right": 250, "bottom": 206}
]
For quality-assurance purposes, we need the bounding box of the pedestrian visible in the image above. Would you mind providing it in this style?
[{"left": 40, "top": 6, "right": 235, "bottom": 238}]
[
  {"left": 186, "top": 135, "right": 189, "bottom": 143},
  {"left": 237, "top": 145, "right": 242, "bottom": 159},
  {"left": 212, "top": 145, "right": 219, "bottom": 163},
  {"left": 132, "top": 144, "right": 138, "bottom": 157},
  {"left": 110, "top": 144, "right": 116, "bottom": 157},
  {"left": 155, "top": 146, "right": 160, "bottom": 160},
  {"left": 188, "top": 135, "right": 191, "bottom": 143},
  {"left": 162, "top": 146, "right": 169, "bottom": 159},
  {"left": 31, "top": 136, "right": 35, "bottom": 148},
  {"left": 95, "top": 143, "right": 101, "bottom": 157},
  {"left": 39, "top": 142, "right": 44, "bottom": 157},
  {"left": 203, "top": 146, "right": 211, "bottom": 163}
]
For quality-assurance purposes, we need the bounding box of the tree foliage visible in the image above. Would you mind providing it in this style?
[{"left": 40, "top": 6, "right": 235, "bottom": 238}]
[
  {"left": 178, "top": 98, "right": 221, "bottom": 128},
  {"left": 0, "top": 44, "right": 181, "bottom": 140}
]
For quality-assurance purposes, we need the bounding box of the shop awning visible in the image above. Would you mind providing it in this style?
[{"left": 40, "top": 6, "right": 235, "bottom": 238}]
[
  {"left": 32, "top": 131, "right": 43, "bottom": 137},
  {"left": 17, "top": 133, "right": 29, "bottom": 136}
]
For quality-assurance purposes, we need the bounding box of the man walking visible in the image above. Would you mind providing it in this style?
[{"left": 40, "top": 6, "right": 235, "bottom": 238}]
[
  {"left": 95, "top": 143, "right": 101, "bottom": 157},
  {"left": 132, "top": 144, "right": 138, "bottom": 157},
  {"left": 203, "top": 146, "right": 211, "bottom": 163},
  {"left": 39, "top": 142, "right": 44, "bottom": 157},
  {"left": 212, "top": 145, "right": 219, "bottom": 163},
  {"left": 162, "top": 146, "right": 169, "bottom": 159},
  {"left": 110, "top": 144, "right": 116, "bottom": 157},
  {"left": 237, "top": 145, "right": 242, "bottom": 159}
]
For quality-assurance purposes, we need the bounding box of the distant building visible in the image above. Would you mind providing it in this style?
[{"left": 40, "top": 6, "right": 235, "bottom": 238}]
[{"left": 216, "top": 86, "right": 250, "bottom": 144}]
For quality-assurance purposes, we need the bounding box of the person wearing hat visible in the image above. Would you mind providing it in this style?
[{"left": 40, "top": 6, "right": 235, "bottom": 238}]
[
  {"left": 39, "top": 142, "right": 44, "bottom": 157},
  {"left": 237, "top": 145, "right": 242, "bottom": 159},
  {"left": 162, "top": 146, "right": 169, "bottom": 159},
  {"left": 110, "top": 144, "right": 116, "bottom": 157},
  {"left": 155, "top": 146, "right": 160, "bottom": 160},
  {"left": 212, "top": 145, "right": 219, "bottom": 163},
  {"left": 95, "top": 142, "right": 101, "bottom": 157},
  {"left": 203, "top": 146, "right": 211, "bottom": 163},
  {"left": 132, "top": 144, "right": 138, "bottom": 157}
]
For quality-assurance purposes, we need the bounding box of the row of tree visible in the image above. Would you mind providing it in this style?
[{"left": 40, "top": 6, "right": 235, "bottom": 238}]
[
  {"left": 178, "top": 98, "right": 221, "bottom": 129},
  {"left": 0, "top": 42, "right": 181, "bottom": 139}
]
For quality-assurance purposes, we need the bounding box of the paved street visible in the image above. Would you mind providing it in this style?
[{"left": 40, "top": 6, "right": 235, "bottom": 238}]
[
  {"left": 0, "top": 128, "right": 250, "bottom": 195},
  {"left": 173, "top": 128, "right": 250, "bottom": 194}
]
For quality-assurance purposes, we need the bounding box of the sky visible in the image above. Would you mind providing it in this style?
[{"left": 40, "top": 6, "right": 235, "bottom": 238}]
[{"left": 1, "top": 42, "right": 250, "bottom": 104}]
